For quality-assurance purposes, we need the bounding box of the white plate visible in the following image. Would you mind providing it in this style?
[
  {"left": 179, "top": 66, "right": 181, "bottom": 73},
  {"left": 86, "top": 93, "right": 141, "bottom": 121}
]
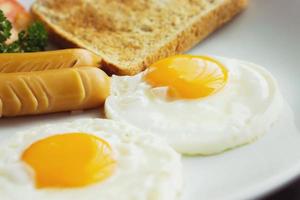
[{"left": 1, "top": 0, "right": 300, "bottom": 199}]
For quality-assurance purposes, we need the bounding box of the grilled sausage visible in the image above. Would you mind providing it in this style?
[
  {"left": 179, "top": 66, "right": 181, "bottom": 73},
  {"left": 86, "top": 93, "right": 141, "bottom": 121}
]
[
  {"left": 0, "top": 49, "right": 101, "bottom": 73},
  {"left": 0, "top": 67, "right": 110, "bottom": 117}
]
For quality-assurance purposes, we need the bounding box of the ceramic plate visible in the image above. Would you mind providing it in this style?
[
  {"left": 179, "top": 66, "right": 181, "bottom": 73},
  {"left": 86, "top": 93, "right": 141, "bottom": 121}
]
[{"left": 1, "top": 0, "right": 299, "bottom": 199}]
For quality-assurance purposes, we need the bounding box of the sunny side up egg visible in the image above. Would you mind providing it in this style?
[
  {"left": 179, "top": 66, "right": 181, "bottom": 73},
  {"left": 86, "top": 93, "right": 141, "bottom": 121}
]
[
  {"left": 0, "top": 119, "right": 182, "bottom": 200},
  {"left": 105, "top": 55, "right": 284, "bottom": 155}
]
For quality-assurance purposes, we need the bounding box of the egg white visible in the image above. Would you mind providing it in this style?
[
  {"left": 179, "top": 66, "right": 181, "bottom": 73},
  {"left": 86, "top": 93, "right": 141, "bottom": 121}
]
[
  {"left": 105, "top": 57, "right": 284, "bottom": 155},
  {"left": 0, "top": 119, "right": 182, "bottom": 200}
]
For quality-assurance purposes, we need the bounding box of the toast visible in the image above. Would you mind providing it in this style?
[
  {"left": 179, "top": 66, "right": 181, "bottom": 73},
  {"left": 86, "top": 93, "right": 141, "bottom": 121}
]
[{"left": 31, "top": 0, "right": 248, "bottom": 75}]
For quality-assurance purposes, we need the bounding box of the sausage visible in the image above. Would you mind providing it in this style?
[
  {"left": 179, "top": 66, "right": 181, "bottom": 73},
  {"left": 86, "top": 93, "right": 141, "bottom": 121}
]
[
  {"left": 0, "top": 49, "right": 101, "bottom": 73},
  {"left": 0, "top": 67, "right": 110, "bottom": 117}
]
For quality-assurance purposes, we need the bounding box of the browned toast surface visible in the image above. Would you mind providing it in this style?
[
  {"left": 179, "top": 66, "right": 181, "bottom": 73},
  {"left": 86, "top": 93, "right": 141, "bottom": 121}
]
[{"left": 32, "top": 0, "right": 248, "bottom": 75}]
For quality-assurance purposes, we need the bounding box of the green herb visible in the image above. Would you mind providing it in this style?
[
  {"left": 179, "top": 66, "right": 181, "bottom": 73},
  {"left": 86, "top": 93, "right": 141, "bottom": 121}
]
[
  {"left": 0, "top": 9, "right": 12, "bottom": 43},
  {"left": 0, "top": 9, "right": 48, "bottom": 53}
]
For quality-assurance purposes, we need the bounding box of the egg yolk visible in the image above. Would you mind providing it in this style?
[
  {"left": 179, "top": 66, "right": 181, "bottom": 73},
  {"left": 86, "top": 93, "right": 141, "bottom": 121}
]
[
  {"left": 21, "top": 133, "right": 115, "bottom": 188},
  {"left": 144, "top": 55, "right": 228, "bottom": 99}
]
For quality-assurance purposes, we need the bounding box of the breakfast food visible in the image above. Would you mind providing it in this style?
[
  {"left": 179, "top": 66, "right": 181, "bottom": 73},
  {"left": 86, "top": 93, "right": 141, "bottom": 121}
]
[
  {"left": 31, "top": 0, "right": 248, "bottom": 75},
  {"left": 0, "top": 9, "right": 48, "bottom": 53},
  {"left": 105, "top": 55, "right": 284, "bottom": 155},
  {"left": 0, "top": 0, "right": 31, "bottom": 42},
  {"left": 0, "top": 67, "right": 110, "bottom": 117},
  {"left": 0, "top": 49, "right": 101, "bottom": 73},
  {"left": 0, "top": 118, "right": 182, "bottom": 200}
]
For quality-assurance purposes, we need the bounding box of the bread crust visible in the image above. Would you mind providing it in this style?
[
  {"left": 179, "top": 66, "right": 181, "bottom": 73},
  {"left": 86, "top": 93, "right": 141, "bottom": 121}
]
[{"left": 31, "top": 0, "right": 248, "bottom": 75}]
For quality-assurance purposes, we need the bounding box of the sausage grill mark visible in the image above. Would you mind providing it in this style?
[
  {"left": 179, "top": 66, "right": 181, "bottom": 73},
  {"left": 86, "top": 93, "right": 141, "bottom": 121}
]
[
  {"left": 42, "top": 62, "right": 51, "bottom": 71},
  {"left": 78, "top": 70, "right": 89, "bottom": 103},
  {"left": 7, "top": 83, "right": 22, "bottom": 114},
  {"left": 70, "top": 59, "right": 79, "bottom": 68},
  {"left": 22, "top": 78, "right": 39, "bottom": 112},
  {"left": 0, "top": 49, "right": 101, "bottom": 73},
  {"left": 0, "top": 62, "right": 13, "bottom": 73},
  {"left": 36, "top": 76, "right": 52, "bottom": 110}
]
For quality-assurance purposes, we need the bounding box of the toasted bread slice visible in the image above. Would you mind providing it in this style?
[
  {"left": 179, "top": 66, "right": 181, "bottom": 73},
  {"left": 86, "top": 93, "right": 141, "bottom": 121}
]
[{"left": 31, "top": 0, "right": 247, "bottom": 75}]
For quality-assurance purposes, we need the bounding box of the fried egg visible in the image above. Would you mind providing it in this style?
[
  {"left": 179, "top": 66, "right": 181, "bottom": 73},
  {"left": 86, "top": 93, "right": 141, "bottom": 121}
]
[
  {"left": 0, "top": 119, "right": 182, "bottom": 200},
  {"left": 105, "top": 55, "right": 284, "bottom": 155}
]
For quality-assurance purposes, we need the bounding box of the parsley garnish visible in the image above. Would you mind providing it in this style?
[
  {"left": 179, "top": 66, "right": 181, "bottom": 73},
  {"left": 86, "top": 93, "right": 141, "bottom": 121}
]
[{"left": 0, "top": 9, "right": 48, "bottom": 53}]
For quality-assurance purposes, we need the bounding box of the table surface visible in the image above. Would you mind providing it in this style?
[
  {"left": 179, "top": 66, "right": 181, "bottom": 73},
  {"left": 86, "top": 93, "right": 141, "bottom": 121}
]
[{"left": 263, "top": 177, "right": 300, "bottom": 200}]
